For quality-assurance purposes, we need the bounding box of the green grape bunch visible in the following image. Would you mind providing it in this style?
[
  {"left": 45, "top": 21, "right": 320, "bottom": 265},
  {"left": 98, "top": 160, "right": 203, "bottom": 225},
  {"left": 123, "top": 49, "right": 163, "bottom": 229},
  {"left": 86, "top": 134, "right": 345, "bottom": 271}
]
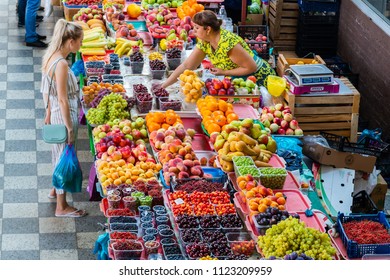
[
  {"left": 257, "top": 216, "right": 336, "bottom": 260},
  {"left": 86, "top": 93, "right": 130, "bottom": 125}
]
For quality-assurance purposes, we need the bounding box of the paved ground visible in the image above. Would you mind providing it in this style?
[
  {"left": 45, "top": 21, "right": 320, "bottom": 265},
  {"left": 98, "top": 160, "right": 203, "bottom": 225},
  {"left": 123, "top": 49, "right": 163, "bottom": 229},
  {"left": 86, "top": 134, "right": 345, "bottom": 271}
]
[
  {"left": 0, "top": 2, "right": 105, "bottom": 260},
  {"left": 0, "top": 1, "right": 389, "bottom": 260}
]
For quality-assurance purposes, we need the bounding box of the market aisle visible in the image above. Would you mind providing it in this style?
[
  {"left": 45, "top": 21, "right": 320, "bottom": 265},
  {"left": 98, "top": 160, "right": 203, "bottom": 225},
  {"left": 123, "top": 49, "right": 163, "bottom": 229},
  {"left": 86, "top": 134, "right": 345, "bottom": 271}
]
[{"left": 0, "top": 2, "right": 105, "bottom": 260}]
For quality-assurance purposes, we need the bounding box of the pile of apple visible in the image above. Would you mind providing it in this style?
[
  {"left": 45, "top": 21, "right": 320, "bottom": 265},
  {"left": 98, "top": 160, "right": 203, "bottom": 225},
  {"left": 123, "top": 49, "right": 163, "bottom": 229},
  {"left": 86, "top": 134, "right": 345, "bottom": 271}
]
[
  {"left": 73, "top": 6, "right": 104, "bottom": 22},
  {"left": 141, "top": 0, "right": 183, "bottom": 9},
  {"left": 205, "top": 77, "right": 235, "bottom": 96},
  {"left": 115, "top": 24, "right": 141, "bottom": 41},
  {"left": 243, "top": 34, "right": 268, "bottom": 57},
  {"left": 149, "top": 125, "right": 193, "bottom": 151},
  {"left": 162, "top": 158, "right": 204, "bottom": 185},
  {"left": 232, "top": 76, "right": 257, "bottom": 95},
  {"left": 260, "top": 103, "right": 303, "bottom": 136},
  {"left": 145, "top": 5, "right": 176, "bottom": 27},
  {"left": 105, "top": 8, "right": 126, "bottom": 31},
  {"left": 92, "top": 118, "right": 148, "bottom": 145}
]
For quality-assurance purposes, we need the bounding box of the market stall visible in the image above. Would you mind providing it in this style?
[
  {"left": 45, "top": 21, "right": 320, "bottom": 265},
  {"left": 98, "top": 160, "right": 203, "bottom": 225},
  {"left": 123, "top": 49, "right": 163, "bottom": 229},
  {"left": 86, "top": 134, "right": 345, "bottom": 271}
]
[{"left": 59, "top": 0, "right": 390, "bottom": 260}]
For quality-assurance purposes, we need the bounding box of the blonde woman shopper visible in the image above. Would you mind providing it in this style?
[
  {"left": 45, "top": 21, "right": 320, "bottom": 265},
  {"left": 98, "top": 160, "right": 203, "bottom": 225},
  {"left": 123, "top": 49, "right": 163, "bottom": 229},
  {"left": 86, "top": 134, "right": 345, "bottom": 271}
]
[{"left": 41, "top": 19, "right": 87, "bottom": 218}]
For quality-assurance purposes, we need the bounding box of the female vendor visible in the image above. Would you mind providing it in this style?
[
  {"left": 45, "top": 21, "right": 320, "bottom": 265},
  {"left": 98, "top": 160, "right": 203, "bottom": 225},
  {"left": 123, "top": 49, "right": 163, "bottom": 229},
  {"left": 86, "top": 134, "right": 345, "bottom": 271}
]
[{"left": 162, "top": 10, "right": 275, "bottom": 88}]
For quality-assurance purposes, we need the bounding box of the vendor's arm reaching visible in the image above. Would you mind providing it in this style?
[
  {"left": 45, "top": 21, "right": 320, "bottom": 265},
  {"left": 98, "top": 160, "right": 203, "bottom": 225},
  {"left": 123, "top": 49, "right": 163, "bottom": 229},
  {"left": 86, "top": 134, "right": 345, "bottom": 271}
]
[
  {"left": 162, "top": 46, "right": 206, "bottom": 89},
  {"left": 209, "top": 43, "right": 257, "bottom": 76}
]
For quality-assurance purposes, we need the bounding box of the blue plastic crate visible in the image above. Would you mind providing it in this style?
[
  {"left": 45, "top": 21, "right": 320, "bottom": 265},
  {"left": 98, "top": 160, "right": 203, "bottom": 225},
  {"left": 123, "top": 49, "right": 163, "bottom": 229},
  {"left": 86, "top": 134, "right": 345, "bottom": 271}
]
[
  {"left": 298, "top": 0, "right": 340, "bottom": 13},
  {"left": 337, "top": 212, "right": 390, "bottom": 259},
  {"left": 159, "top": 167, "right": 227, "bottom": 190}
]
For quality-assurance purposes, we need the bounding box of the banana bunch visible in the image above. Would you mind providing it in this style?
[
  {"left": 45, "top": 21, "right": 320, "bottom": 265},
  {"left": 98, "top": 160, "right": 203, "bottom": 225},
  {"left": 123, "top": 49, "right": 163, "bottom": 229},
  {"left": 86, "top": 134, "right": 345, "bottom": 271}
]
[
  {"left": 114, "top": 38, "right": 143, "bottom": 57},
  {"left": 148, "top": 52, "right": 163, "bottom": 61}
]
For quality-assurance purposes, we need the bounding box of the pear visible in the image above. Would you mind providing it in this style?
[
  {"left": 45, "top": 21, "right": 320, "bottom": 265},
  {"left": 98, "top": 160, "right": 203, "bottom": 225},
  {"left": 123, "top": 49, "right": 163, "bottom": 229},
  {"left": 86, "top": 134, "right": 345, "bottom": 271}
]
[{"left": 266, "top": 138, "right": 277, "bottom": 153}]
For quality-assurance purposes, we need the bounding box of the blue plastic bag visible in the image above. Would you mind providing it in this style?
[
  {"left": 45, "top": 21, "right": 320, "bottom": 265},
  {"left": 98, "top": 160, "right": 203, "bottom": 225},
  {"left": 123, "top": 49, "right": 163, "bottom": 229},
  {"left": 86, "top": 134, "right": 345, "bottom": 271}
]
[
  {"left": 52, "top": 144, "right": 82, "bottom": 193},
  {"left": 70, "top": 59, "right": 85, "bottom": 77}
]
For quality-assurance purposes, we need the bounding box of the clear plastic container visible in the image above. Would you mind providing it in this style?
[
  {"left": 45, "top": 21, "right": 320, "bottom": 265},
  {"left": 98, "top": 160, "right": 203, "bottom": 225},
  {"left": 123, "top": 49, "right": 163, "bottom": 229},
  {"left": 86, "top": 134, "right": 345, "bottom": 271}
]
[
  {"left": 165, "top": 254, "right": 186, "bottom": 260},
  {"left": 136, "top": 94, "right": 153, "bottom": 113},
  {"left": 159, "top": 97, "right": 182, "bottom": 111},
  {"left": 150, "top": 69, "right": 166, "bottom": 80},
  {"left": 180, "top": 229, "right": 203, "bottom": 245},
  {"left": 153, "top": 205, "right": 166, "bottom": 213},
  {"left": 122, "top": 196, "right": 137, "bottom": 212},
  {"left": 141, "top": 222, "right": 154, "bottom": 235},
  {"left": 145, "top": 228, "right": 158, "bottom": 236},
  {"left": 252, "top": 215, "right": 271, "bottom": 235},
  {"left": 108, "top": 216, "right": 138, "bottom": 224},
  {"left": 162, "top": 244, "right": 182, "bottom": 257},
  {"left": 159, "top": 228, "right": 175, "bottom": 239},
  {"left": 226, "top": 232, "right": 255, "bottom": 256},
  {"left": 109, "top": 223, "right": 138, "bottom": 232},
  {"left": 112, "top": 240, "right": 144, "bottom": 260},
  {"left": 258, "top": 167, "right": 288, "bottom": 189},
  {"left": 144, "top": 240, "right": 160, "bottom": 255},
  {"left": 104, "top": 64, "right": 113, "bottom": 74},
  {"left": 157, "top": 224, "right": 171, "bottom": 231},
  {"left": 131, "top": 61, "right": 144, "bottom": 74},
  {"left": 160, "top": 238, "right": 176, "bottom": 246},
  {"left": 137, "top": 205, "right": 150, "bottom": 213},
  {"left": 121, "top": 188, "right": 133, "bottom": 197},
  {"left": 156, "top": 215, "right": 169, "bottom": 226},
  {"left": 166, "top": 57, "right": 181, "bottom": 70},
  {"left": 107, "top": 194, "right": 121, "bottom": 209},
  {"left": 142, "top": 234, "right": 156, "bottom": 243},
  {"left": 140, "top": 216, "right": 153, "bottom": 224}
]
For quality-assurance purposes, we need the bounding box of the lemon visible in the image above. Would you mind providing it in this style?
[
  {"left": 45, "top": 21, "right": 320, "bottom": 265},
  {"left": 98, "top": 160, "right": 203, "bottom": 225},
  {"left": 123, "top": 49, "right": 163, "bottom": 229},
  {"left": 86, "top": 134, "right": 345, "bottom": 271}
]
[
  {"left": 159, "top": 39, "right": 167, "bottom": 51},
  {"left": 297, "top": 61, "right": 304, "bottom": 64}
]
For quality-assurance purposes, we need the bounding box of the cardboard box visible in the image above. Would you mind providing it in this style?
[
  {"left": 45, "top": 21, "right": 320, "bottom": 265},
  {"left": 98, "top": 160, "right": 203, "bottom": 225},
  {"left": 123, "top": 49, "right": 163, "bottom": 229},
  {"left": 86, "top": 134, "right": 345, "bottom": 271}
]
[
  {"left": 246, "top": 14, "right": 264, "bottom": 25},
  {"left": 370, "top": 174, "right": 388, "bottom": 210},
  {"left": 302, "top": 140, "right": 377, "bottom": 173}
]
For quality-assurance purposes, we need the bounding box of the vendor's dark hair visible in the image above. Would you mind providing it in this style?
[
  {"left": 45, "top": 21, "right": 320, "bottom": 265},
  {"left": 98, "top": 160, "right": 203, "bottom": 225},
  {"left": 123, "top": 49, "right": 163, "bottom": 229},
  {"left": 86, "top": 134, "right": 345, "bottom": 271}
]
[{"left": 193, "top": 10, "right": 223, "bottom": 32}]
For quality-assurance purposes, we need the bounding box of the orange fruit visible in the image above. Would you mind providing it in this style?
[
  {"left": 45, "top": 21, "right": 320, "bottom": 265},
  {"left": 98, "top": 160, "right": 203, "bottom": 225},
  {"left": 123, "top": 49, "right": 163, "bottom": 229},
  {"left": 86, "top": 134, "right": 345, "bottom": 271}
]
[
  {"left": 226, "top": 113, "right": 239, "bottom": 123},
  {"left": 207, "top": 123, "right": 221, "bottom": 134},
  {"left": 206, "top": 101, "right": 218, "bottom": 112},
  {"left": 218, "top": 99, "right": 228, "bottom": 112},
  {"left": 215, "top": 115, "right": 227, "bottom": 126},
  {"left": 278, "top": 205, "right": 286, "bottom": 211},
  {"left": 165, "top": 114, "right": 177, "bottom": 125},
  {"left": 275, "top": 192, "right": 283, "bottom": 198},
  {"left": 211, "top": 110, "right": 224, "bottom": 119},
  {"left": 161, "top": 123, "right": 171, "bottom": 130},
  {"left": 147, "top": 122, "right": 160, "bottom": 132},
  {"left": 258, "top": 204, "right": 268, "bottom": 213},
  {"left": 200, "top": 109, "right": 212, "bottom": 117}
]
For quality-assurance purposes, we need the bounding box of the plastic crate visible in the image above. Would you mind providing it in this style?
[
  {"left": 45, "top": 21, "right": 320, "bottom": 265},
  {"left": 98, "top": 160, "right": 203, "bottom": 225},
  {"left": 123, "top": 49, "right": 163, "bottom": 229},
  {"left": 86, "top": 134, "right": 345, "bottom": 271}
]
[
  {"left": 320, "top": 131, "right": 389, "bottom": 157},
  {"left": 298, "top": 10, "right": 339, "bottom": 25},
  {"left": 237, "top": 25, "right": 269, "bottom": 59},
  {"left": 298, "top": 0, "right": 340, "bottom": 14},
  {"left": 296, "top": 45, "right": 338, "bottom": 57},
  {"left": 337, "top": 212, "right": 390, "bottom": 259},
  {"left": 351, "top": 191, "right": 378, "bottom": 214}
]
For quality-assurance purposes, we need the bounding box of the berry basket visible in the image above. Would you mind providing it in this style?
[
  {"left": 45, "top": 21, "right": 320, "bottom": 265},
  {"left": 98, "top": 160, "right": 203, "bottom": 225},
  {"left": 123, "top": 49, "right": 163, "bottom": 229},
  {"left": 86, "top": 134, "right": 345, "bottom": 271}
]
[{"left": 337, "top": 211, "right": 390, "bottom": 259}]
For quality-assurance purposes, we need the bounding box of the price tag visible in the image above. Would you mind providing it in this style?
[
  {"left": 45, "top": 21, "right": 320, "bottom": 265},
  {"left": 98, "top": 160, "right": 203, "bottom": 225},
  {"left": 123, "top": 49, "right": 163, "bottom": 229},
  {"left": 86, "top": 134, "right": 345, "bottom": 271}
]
[
  {"left": 175, "top": 198, "right": 185, "bottom": 205},
  {"left": 107, "top": 190, "right": 115, "bottom": 195}
]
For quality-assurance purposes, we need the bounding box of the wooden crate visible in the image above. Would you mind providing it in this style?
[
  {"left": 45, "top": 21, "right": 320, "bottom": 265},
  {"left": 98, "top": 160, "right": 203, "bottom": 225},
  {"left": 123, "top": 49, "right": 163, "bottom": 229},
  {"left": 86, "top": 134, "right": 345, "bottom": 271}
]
[
  {"left": 269, "top": 0, "right": 299, "bottom": 51},
  {"left": 63, "top": 4, "right": 83, "bottom": 21},
  {"left": 278, "top": 78, "right": 360, "bottom": 142},
  {"left": 276, "top": 54, "right": 326, "bottom": 76}
]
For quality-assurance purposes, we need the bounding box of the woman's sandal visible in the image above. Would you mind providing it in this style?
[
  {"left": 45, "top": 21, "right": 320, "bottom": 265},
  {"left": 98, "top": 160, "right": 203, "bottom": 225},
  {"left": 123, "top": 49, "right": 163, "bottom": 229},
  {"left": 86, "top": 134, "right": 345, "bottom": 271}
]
[{"left": 55, "top": 209, "right": 87, "bottom": 218}]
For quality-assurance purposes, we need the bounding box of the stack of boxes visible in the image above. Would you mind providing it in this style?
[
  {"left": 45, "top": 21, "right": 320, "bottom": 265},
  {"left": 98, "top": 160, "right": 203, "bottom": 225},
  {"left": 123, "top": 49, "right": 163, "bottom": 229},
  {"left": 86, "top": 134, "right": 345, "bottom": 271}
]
[{"left": 296, "top": 0, "right": 340, "bottom": 57}]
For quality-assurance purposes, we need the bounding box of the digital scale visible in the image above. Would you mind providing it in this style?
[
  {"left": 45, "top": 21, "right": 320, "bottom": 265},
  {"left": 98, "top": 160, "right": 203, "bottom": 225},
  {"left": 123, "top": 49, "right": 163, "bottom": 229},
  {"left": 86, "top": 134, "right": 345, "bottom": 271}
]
[
  {"left": 288, "top": 64, "right": 334, "bottom": 86},
  {"left": 284, "top": 75, "right": 340, "bottom": 95}
]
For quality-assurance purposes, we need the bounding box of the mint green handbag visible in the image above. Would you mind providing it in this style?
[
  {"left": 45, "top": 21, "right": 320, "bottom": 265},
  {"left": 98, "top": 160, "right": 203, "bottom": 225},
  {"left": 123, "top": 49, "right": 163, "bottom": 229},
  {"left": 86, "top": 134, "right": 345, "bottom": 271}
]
[{"left": 42, "top": 60, "right": 68, "bottom": 144}]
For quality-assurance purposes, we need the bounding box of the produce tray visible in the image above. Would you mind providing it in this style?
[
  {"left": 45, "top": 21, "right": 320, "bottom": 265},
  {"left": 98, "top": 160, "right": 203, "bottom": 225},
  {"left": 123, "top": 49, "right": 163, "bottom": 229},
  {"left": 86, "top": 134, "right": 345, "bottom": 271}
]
[
  {"left": 181, "top": 117, "right": 203, "bottom": 134},
  {"left": 82, "top": 49, "right": 114, "bottom": 64},
  {"left": 233, "top": 189, "right": 311, "bottom": 215},
  {"left": 100, "top": 197, "right": 138, "bottom": 218},
  {"left": 246, "top": 211, "right": 326, "bottom": 240},
  {"left": 191, "top": 134, "right": 212, "bottom": 151},
  {"left": 159, "top": 167, "right": 227, "bottom": 189},
  {"left": 336, "top": 211, "right": 390, "bottom": 259}
]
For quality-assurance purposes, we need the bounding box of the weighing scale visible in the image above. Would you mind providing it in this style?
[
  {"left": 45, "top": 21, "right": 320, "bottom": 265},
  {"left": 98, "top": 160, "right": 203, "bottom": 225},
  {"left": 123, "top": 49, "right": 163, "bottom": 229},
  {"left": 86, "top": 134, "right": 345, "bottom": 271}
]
[
  {"left": 284, "top": 75, "right": 340, "bottom": 94},
  {"left": 288, "top": 64, "right": 334, "bottom": 86}
]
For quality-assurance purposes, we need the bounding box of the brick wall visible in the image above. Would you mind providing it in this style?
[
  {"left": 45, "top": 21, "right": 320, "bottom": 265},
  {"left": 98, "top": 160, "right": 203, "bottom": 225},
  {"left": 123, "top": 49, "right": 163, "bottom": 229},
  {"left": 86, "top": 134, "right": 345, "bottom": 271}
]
[{"left": 338, "top": 0, "right": 390, "bottom": 141}]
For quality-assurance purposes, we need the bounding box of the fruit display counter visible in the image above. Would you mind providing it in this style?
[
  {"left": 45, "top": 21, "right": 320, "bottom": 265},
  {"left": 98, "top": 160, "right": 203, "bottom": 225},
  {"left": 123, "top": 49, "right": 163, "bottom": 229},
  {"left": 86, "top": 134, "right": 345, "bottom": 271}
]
[{"left": 69, "top": 2, "right": 359, "bottom": 261}]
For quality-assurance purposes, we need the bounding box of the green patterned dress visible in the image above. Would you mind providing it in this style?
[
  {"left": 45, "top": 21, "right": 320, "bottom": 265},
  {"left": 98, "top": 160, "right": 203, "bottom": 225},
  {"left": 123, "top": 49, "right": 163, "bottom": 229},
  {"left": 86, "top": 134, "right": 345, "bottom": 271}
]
[{"left": 196, "top": 29, "right": 275, "bottom": 86}]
